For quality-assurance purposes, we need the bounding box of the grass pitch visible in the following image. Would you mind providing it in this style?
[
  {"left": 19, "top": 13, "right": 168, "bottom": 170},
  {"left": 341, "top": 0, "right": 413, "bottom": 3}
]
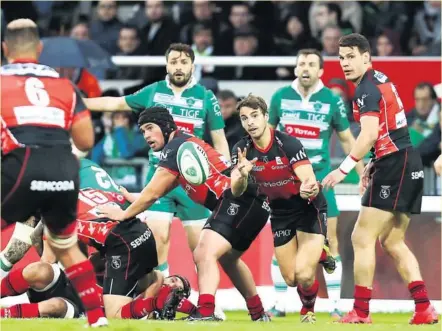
[{"left": 1, "top": 311, "right": 440, "bottom": 331}]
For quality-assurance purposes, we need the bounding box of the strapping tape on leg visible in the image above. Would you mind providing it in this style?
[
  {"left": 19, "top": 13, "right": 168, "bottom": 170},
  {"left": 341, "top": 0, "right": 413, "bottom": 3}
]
[{"left": 44, "top": 226, "right": 78, "bottom": 249}]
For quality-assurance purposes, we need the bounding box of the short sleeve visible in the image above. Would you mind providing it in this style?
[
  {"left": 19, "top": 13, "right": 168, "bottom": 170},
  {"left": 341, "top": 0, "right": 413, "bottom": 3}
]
[
  {"left": 331, "top": 95, "right": 350, "bottom": 132},
  {"left": 124, "top": 83, "right": 156, "bottom": 113},
  {"left": 157, "top": 138, "right": 182, "bottom": 177},
  {"left": 71, "top": 83, "right": 91, "bottom": 124},
  {"left": 268, "top": 90, "right": 281, "bottom": 127},
  {"left": 354, "top": 82, "right": 382, "bottom": 117},
  {"left": 205, "top": 90, "right": 225, "bottom": 131},
  {"left": 279, "top": 133, "right": 310, "bottom": 170}
]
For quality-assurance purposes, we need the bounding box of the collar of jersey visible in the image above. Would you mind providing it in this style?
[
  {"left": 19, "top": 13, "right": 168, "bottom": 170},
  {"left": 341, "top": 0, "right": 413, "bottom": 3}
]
[
  {"left": 165, "top": 75, "right": 197, "bottom": 96},
  {"left": 291, "top": 78, "right": 324, "bottom": 102},
  {"left": 11, "top": 58, "right": 39, "bottom": 64}
]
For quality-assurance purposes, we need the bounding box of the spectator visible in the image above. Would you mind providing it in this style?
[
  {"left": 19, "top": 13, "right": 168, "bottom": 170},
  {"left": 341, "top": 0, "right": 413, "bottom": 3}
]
[
  {"left": 91, "top": 111, "right": 146, "bottom": 188},
  {"left": 229, "top": 2, "right": 253, "bottom": 30},
  {"left": 374, "top": 29, "right": 403, "bottom": 56},
  {"left": 180, "top": 0, "right": 232, "bottom": 54},
  {"left": 107, "top": 25, "right": 147, "bottom": 80},
  {"left": 409, "top": 0, "right": 441, "bottom": 56},
  {"left": 216, "top": 26, "right": 276, "bottom": 80},
  {"left": 407, "top": 82, "right": 441, "bottom": 141},
  {"left": 70, "top": 22, "right": 90, "bottom": 40},
  {"left": 191, "top": 23, "right": 215, "bottom": 81},
  {"left": 204, "top": 90, "right": 245, "bottom": 150},
  {"left": 89, "top": 0, "right": 122, "bottom": 55},
  {"left": 309, "top": 2, "right": 354, "bottom": 40},
  {"left": 321, "top": 24, "right": 342, "bottom": 56}
]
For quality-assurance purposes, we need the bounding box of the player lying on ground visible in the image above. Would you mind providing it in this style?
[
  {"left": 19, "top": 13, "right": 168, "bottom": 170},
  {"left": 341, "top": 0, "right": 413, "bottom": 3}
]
[
  {"left": 322, "top": 33, "right": 438, "bottom": 325},
  {"left": 231, "top": 94, "right": 327, "bottom": 324},
  {"left": 98, "top": 107, "right": 270, "bottom": 321},
  {"left": 1, "top": 18, "right": 106, "bottom": 327}
]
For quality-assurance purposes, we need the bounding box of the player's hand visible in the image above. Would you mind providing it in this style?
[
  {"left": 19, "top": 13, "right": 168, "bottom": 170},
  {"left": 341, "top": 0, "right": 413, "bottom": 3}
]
[
  {"left": 96, "top": 203, "right": 126, "bottom": 221},
  {"left": 118, "top": 185, "right": 136, "bottom": 203},
  {"left": 434, "top": 154, "right": 442, "bottom": 176},
  {"left": 236, "top": 147, "right": 257, "bottom": 178},
  {"left": 322, "top": 169, "right": 346, "bottom": 190},
  {"left": 300, "top": 178, "right": 319, "bottom": 200}
]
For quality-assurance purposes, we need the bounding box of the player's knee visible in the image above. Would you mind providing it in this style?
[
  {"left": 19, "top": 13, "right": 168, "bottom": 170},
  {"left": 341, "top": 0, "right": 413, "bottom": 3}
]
[
  {"left": 23, "top": 262, "right": 54, "bottom": 290},
  {"left": 294, "top": 265, "right": 315, "bottom": 287},
  {"left": 380, "top": 238, "right": 405, "bottom": 258},
  {"left": 279, "top": 270, "right": 296, "bottom": 287},
  {"left": 351, "top": 228, "right": 373, "bottom": 249},
  {"left": 193, "top": 244, "right": 216, "bottom": 266},
  {"left": 38, "top": 298, "right": 67, "bottom": 318}
]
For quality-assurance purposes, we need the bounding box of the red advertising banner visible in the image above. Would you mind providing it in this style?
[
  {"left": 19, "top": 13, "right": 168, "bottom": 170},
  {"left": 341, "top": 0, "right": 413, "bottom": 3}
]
[
  {"left": 3, "top": 211, "right": 440, "bottom": 300},
  {"left": 321, "top": 58, "right": 441, "bottom": 112}
]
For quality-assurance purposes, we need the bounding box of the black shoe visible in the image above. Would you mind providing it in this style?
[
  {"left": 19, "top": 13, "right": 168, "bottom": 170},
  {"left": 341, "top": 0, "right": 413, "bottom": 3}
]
[
  {"left": 160, "top": 288, "right": 186, "bottom": 320},
  {"left": 320, "top": 239, "right": 336, "bottom": 274},
  {"left": 184, "top": 310, "right": 223, "bottom": 322}
]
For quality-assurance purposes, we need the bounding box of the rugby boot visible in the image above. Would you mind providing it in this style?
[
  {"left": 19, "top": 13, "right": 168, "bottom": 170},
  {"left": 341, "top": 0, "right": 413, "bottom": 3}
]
[
  {"left": 266, "top": 306, "right": 286, "bottom": 317},
  {"left": 184, "top": 310, "right": 223, "bottom": 321},
  {"left": 253, "top": 312, "right": 271, "bottom": 322},
  {"left": 300, "top": 311, "right": 316, "bottom": 323},
  {"left": 330, "top": 308, "right": 343, "bottom": 321},
  {"left": 338, "top": 309, "right": 372, "bottom": 324},
  {"left": 319, "top": 239, "right": 336, "bottom": 274},
  {"left": 409, "top": 305, "right": 439, "bottom": 325}
]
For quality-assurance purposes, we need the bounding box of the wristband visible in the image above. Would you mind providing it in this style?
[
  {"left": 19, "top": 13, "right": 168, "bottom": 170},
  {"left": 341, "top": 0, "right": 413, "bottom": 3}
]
[{"left": 339, "top": 155, "right": 359, "bottom": 175}]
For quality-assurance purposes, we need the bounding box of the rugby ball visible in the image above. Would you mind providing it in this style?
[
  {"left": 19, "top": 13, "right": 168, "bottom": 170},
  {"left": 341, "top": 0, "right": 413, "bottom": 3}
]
[{"left": 177, "top": 141, "right": 210, "bottom": 186}]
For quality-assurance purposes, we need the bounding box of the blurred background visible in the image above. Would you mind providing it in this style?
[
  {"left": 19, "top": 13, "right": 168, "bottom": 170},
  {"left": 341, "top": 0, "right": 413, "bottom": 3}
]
[{"left": 1, "top": 0, "right": 441, "bottom": 308}]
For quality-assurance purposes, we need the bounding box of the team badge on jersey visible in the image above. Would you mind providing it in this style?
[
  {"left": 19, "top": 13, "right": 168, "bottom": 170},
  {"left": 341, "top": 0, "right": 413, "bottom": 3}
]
[
  {"left": 111, "top": 256, "right": 122, "bottom": 269},
  {"left": 380, "top": 185, "right": 391, "bottom": 199},
  {"left": 227, "top": 203, "right": 239, "bottom": 216}
]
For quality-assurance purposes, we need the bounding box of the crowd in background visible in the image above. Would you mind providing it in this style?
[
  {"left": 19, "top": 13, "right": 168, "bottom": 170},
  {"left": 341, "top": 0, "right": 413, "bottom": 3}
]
[{"left": 1, "top": 0, "right": 440, "bottom": 193}]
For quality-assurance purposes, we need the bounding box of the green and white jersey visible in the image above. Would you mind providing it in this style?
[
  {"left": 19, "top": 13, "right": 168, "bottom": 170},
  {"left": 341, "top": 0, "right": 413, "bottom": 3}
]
[
  {"left": 125, "top": 76, "right": 225, "bottom": 167},
  {"left": 79, "top": 159, "right": 120, "bottom": 192},
  {"left": 269, "top": 79, "right": 350, "bottom": 171}
]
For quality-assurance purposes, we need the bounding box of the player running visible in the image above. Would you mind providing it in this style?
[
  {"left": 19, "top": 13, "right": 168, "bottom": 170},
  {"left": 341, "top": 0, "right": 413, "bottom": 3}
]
[
  {"left": 267, "top": 48, "right": 364, "bottom": 318},
  {"left": 83, "top": 43, "right": 229, "bottom": 281},
  {"left": 322, "top": 33, "right": 438, "bottom": 325},
  {"left": 231, "top": 94, "right": 327, "bottom": 323},
  {"left": 98, "top": 107, "right": 270, "bottom": 321},
  {"left": 1, "top": 19, "right": 106, "bottom": 327}
]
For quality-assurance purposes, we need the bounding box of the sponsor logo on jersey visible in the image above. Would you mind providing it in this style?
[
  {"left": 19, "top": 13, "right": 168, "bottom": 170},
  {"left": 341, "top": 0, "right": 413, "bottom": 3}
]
[
  {"left": 411, "top": 171, "right": 424, "bottom": 180},
  {"left": 285, "top": 124, "right": 320, "bottom": 139},
  {"left": 130, "top": 229, "right": 152, "bottom": 248},
  {"left": 30, "top": 180, "right": 75, "bottom": 191},
  {"left": 176, "top": 121, "right": 194, "bottom": 133},
  {"left": 159, "top": 149, "right": 172, "bottom": 161},
  {"left": 356, "top": 94, "right": 369, "bottom": 109},
  {"left": 290, "top": 149, "right": 307, "bottom": 164},
  {"left": 262, "top": 176, "right": 294, "bottom": 187},
  {"left": 273, "top": 229, "right": 291, "bottom": 238},
  {"left": 374, "top": 70, "right": 388, "bottom": 83},
  {"left": 252, "top": 165, "right": 265, "bottom": 171}
]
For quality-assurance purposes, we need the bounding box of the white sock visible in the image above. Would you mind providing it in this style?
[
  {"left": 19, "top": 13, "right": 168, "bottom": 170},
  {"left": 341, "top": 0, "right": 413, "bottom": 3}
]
[
  {"left": 0, "top": 253, "right": 12, "bottom": 278},
  {"left": 271, "top": 257, "right": 287, "bottom": 312},
  {"left": 323, "top": 256, "right": 342, "bottom": 312}
]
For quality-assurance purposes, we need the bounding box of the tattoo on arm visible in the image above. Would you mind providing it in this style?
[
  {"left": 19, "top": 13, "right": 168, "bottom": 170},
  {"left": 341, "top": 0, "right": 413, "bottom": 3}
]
[{"left": 4, "top": 239, "right": 32, "bottom": 264}]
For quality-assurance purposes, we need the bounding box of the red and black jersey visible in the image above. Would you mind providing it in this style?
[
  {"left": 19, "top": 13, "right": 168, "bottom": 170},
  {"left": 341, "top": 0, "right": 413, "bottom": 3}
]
[
  {"left": 1, "top": 60, "right": 91, "bottom": 147},
  {"left": 76, "top": 188, "right": 128, "bottom": 250},
  {"left": 352, "top": 69, "right": 411, "bottom": 158},
  {"left": 232, "top": 129, "right": 311, "bottom": 205},
  {"left": 1, "top": 116, "right": 23, "bottom": 155},
  {"left": 158, "top": 131, "right": 232, "bottom": 211}
]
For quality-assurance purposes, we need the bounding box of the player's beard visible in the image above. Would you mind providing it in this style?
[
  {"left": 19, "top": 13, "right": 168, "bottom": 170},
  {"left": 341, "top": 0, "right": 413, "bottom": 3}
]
[
  {"left": 299, "top": 76, "right": 318, "bottom": 89},
  {"left": 168, "top": 71, "right": 192, "bottom": 87}
]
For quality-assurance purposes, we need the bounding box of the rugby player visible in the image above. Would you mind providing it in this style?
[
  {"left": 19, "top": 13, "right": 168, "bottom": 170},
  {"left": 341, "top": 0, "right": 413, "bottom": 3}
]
[
  {"left": 98, "top": 107, "right": 270, "bottom": 321},
  {"left": 1, "top": 18, "right": 106, "bottom": 327},
  {"left": 322, "top": 33, "right": 438, "bottom": 325},
  {"left": 84, "top": 43, "right": 229, "bottom": 281},
  {"left": 230, "top": 94, "right": 326, "bottom": 323},
  {"left": 267, "top": 48, "right": 364, "bottom": 318}
]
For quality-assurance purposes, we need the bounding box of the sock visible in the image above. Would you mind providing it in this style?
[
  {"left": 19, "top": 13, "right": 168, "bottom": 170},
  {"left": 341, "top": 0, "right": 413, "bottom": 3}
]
[
  {"left": 121, "top": 297, "right": 155, "bottom": 319},
  {"left": 155, "top": 262, "right": 170, "bottom": 277},
  {"left": 353, "top": 285, "right": 372, "bottom": 318},
  {"left": 319, "top": 249, "right": 327, "bottom": 262},
  {"left": 271, "top": 257, "right": 287, "bottom": 312},
  {"left": 178, "top": 298, "right": 196, "bottom": 315},
  {"left": 0, "top": 253, "right": 12, "bottom": 278},
  {"left": 65, "top": 260, "right": 104, "bottom": 325},
  {"left": 197, "top": 294, "right": 215, "bottom": 317},
  {"left": 1, "top": 266, "right": 29, "bottom": 298},
  {"left": 408, "top": 280, "right": 430, "bottom": 312},
  {"left": 323, "top": 256, "right": 342, "bottom": 312},
  {"left": 297, "top": 279, "right": 319, "bottom": 315},
  {"left": 246, "top": 295, "right": 264, "bottom": 320},
  {"left": 1, "top": 303, "right": 40, "bottom": 318}
]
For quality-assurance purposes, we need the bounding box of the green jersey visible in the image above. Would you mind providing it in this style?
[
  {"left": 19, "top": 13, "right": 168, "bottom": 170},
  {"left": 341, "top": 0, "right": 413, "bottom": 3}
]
[
  {"left": 269, "top": 79, "right": 350, "bottom": 171},
  {"left": 125, "top": 77, "right": 225, "bottom": 167}
]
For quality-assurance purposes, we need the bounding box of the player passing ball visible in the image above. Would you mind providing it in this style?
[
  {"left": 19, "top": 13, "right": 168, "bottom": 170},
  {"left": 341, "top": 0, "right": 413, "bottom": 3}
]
[{"left": 322, "top": 33, "right": 438, "bottom": 325}]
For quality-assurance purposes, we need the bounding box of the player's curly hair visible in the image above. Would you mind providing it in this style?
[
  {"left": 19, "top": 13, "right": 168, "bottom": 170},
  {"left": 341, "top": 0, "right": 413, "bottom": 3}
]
[{"left": 236, "top": 93, "right": 268, "bottom": 115}]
